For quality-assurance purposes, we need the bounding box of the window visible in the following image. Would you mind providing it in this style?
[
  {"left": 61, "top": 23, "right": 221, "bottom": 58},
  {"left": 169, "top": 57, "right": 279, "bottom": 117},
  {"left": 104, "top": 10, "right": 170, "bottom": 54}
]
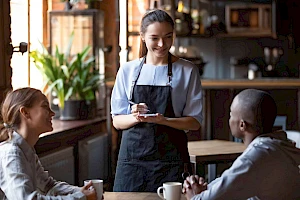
[
  {"left": 10, "top": 0, "right": 44, "bottom": 90},
  {"left": 119, "top": 0, "right": 148, "bottom": 65}
]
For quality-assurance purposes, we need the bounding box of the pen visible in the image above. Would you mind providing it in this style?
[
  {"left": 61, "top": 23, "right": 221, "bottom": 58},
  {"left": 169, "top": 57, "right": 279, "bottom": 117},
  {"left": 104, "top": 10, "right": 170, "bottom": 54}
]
[
  {"left": 128, "top": 100, "right": 150, "bottom": 112},
  {"left": 128, "top": 100, "right": 137, "bottom": 105}
]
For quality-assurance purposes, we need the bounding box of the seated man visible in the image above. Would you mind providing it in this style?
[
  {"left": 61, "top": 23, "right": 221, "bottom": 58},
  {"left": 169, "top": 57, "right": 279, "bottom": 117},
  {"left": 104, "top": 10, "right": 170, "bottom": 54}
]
[{"left": 183, "top": 89, "right": 300, "bottom": 200}]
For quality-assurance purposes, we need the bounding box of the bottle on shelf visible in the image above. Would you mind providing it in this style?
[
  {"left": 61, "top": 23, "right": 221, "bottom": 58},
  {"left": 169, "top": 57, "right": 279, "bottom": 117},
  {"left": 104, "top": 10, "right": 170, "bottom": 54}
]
[
  {"left": 149, "top": 0, "right": 159, "bottom": 9},
  {"left": 191, "top": 9, "right": 200, "bottom": 34},
  {"left": 175, "top": 0, "right": 192, "bottom": 36}
]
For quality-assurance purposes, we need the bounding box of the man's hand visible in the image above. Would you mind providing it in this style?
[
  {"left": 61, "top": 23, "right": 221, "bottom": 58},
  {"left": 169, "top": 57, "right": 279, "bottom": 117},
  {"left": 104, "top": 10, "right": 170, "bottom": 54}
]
[{"left": 182, "top": 175, "right": 208, "bottom": 200}]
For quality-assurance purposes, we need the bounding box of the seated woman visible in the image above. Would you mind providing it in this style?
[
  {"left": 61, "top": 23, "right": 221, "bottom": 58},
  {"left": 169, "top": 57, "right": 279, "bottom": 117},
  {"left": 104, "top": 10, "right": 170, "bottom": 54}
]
[{"left": 0, "top": 87, "right": 97, "bottom": 200}]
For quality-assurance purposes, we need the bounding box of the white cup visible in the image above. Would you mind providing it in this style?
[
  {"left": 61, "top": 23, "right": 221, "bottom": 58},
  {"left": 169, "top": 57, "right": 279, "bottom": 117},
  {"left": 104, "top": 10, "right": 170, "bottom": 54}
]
[
  {"left": 157, "top": 182, "right": 182, "bottom": 200},
  {"left": 84, "top": 179, "right": 103, "bottom": 200}
]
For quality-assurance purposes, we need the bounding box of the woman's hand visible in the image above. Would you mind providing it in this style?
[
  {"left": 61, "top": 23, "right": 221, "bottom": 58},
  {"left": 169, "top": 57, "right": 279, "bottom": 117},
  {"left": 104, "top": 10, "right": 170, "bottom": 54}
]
[
  {"left": 131, "top": 103, "right": 149, "bottom": 114},
  {"left": 80, "top": 181, "right": 97, "bottom": 200},
  {"left": 136, "top": 113, "right": 166, "bottom": 123},
  {"left": 129, "top": 103, "right": 169, "bottom": 125}
]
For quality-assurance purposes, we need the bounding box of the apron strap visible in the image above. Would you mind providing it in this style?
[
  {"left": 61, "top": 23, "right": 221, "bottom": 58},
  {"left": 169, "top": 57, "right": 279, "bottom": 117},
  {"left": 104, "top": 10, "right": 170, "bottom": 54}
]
[
  {"left": 129, "top": 57, "right": 146, "bottom": 101},
  {"left": 129, "top": 53, "right": 173, "bottom": 100},
  {"left": 167, "top": 52, "right": 172, "bottom": 85}
]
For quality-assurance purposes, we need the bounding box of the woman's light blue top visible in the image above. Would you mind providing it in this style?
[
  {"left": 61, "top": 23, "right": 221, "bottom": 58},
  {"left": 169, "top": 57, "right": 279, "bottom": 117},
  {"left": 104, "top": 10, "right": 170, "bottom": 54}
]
[
  {"left": 111, "top": 58, "right": 203, "bottom": 125},
  {"left": 0, "top": 132, "right": 85, "bottom": 199}
]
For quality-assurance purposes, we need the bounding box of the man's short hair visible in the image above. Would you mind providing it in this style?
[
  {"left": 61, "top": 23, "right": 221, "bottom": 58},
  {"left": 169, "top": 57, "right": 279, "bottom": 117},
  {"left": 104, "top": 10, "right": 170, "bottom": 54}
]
[{"left": 237, "top": 89, "right": 277, "bottom": 134}]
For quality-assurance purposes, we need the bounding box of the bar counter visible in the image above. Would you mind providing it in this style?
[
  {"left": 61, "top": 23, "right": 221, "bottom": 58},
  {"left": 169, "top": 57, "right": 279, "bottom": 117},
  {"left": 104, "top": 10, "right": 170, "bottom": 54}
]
[
  {"left": 200, "top": 78, "right": 300, "bottom": 89},
  {"left": 35, "top": 117, "right": 108, "bottom": 186},
  {"left": 36, "top": 117, "right": 107, "bottom": 154}
]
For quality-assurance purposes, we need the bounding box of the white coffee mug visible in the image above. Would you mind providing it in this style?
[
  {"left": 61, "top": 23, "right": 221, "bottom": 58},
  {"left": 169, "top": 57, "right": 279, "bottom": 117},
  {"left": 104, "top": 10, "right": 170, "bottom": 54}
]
[
  {"left": 157, "top": 182, "right": 182, "bottom": 200},
  {"left": 84, "top": 179, "right": 103, "bottom": 200}
]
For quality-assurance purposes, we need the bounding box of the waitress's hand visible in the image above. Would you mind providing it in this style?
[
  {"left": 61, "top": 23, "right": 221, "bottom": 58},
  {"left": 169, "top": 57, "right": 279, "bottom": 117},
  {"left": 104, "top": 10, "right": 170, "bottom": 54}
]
[
  {"left": 137, "top": 113, "right": 166, "bottom": 123},
  {"left": 131, "top": 103, "right": 149, "bottom": 114}
]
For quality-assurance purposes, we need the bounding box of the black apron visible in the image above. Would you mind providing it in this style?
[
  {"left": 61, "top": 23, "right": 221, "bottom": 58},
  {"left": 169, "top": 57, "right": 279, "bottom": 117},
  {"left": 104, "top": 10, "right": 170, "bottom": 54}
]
[{"left": 113, "top": 54, "right": 190, "bottom": 192}]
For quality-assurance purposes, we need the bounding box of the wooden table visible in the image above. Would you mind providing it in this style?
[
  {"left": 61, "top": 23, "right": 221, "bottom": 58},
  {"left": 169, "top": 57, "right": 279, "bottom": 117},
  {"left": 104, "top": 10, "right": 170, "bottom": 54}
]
[
  {"left": 188, "top": 140, "right": 246, "bottom": 182},
  {"left": 104, "top": 192, "right": 186, "bottom": 200}
]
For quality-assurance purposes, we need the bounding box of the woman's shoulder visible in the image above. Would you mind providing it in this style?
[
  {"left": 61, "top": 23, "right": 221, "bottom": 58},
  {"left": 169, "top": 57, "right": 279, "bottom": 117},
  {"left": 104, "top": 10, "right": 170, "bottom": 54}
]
[
  {"left": 120, "top": 58, "right": 142, "bottom": 71},
  {"left": 116, "top": 58, "right": 143, "bottom": 83},
  {"left": 173, "top": 58, "right": 198, "bottom": 72},
  {"left": 176, "top": 58, "right": 197, "bottom": 67},
  {"left": 0, "top": 140, "right": 20, "bottom": 156}
]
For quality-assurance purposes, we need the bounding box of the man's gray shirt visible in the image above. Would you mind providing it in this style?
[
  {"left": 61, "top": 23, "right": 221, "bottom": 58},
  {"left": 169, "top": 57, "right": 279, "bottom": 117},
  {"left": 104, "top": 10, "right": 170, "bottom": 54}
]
[{"left": 191, "top": 131, "right": 300, "bottom": 200}]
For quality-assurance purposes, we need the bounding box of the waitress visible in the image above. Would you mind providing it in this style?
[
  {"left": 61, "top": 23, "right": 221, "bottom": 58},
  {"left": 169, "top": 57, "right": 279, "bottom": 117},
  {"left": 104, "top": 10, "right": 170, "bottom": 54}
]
[{"left": 111, "top": 9, "right": 203, "bottom": 192}]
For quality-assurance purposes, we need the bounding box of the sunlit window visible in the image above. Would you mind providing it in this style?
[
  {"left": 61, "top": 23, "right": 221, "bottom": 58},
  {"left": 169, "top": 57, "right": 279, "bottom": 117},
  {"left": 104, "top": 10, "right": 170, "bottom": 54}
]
[
  {"left": 119, "top": 0, "right": 147, "bottom": 65},
  {"left": 10, "top": 0, "right": 44, "bottom": 90}
]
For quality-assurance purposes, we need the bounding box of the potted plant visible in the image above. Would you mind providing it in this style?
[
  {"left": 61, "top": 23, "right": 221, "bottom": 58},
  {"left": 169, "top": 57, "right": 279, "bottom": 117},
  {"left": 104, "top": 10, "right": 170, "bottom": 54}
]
[{"left": 30, "top": 32, "right": 101, "bottom": 120}]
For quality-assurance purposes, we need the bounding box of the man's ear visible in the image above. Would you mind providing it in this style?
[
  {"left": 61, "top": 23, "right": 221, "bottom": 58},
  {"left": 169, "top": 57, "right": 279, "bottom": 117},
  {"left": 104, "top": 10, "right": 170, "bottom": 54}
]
[
  {"left": 19, "top": 106, "right": 30, "bottom": 119},
  {"left": 240, "top": 119, "right": 246, "bottom": 131}
]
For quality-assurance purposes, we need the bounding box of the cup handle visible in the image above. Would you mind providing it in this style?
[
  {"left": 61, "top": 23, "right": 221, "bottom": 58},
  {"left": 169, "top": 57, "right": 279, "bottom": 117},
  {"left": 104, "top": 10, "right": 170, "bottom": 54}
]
[{"left": 157, "top": 186, "right": 164, "bottom": 199}]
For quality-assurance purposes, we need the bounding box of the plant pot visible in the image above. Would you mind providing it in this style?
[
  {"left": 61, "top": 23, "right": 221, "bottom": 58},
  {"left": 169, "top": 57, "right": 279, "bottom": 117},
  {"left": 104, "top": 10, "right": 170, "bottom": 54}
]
[{"left": 59, "top": 99, "right": 97, "bottom": 120}]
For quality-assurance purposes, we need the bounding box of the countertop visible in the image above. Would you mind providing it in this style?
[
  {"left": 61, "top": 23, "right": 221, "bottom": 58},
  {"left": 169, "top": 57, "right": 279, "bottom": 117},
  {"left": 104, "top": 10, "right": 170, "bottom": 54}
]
[
  {"left": 200, "top": 78, "right": 300, "bottom": 89},
  {"left": 39, "top": 116, "right": 106, "bottom": 138},
  {"left": 106, "top": 78, "right": 300, "bottom": 89},
  {"left": 36, "top": 116, "right": 107, "bottom": 155}
]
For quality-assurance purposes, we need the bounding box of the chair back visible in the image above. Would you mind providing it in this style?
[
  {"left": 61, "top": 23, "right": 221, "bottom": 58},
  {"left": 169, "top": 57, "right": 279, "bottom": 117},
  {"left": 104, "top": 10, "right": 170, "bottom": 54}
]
[
  {"left": 273, "top": 116, "right": 287, "bottom": 131},
  {"left": 285, "top": 130, "right": 300, "bottom": 148}
]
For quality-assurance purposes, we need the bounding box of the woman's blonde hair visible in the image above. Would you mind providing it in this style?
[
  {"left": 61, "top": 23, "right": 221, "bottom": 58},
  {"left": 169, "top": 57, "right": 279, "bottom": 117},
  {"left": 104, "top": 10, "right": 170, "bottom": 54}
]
[{"left": 0, "top": 87, "right": 41, "bottom": 142}]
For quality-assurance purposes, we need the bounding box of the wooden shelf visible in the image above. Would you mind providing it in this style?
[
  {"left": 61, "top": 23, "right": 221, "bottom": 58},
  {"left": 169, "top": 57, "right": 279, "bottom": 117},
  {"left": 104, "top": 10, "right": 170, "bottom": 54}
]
[
  {"left": 127, "top": 31, "right": 212, "bottom": 38},
  {"left": 128, "top": 32, "right": 140, "bottom": 36},
  {"left": 206, "top": 0, "right": 272, "bottom": 2},
  {"left": 128, "top": 31, "right": 275, "bottom": 39},
  {"left": 216, "top": 32, "right": 276, "bottom": 38}
]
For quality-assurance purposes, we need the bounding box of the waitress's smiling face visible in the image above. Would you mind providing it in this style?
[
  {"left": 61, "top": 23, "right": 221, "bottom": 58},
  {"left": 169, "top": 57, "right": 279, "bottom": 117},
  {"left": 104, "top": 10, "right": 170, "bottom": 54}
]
[{"left": 141, "top": 21, "right": 174, "bottom": 58}]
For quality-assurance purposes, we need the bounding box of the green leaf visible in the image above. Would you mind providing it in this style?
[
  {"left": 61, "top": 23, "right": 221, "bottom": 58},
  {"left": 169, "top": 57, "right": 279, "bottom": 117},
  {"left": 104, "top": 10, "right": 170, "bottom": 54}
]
[
  {"left": 65, "top": 31, "right": 75, "bottom": 58},
  {"left": 30, "top": 32, "right": 101, "bottom": 110}
]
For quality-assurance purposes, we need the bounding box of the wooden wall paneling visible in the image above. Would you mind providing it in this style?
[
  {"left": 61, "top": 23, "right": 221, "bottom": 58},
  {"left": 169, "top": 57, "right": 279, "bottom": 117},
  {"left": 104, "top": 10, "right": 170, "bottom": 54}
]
[
  {"left": 0, "top": 0, "right": 12, "bottom": 104},
  {"left": 266, "top": 89, "right": 299, "bottom": 130},
  {"left": 202, "top": 89, "right": 211, "bottom": 140},
  {"left": 50, "top": 0, "right": 65, "bottom": 10},
  {"left": 97, "top": 0, "right": 119, "bottom": 78},
  {"left": 210, "top": 89, "right": 232, "bottom": 140},
  {"left": 43, "top": 0, "right": 48, "bottom": 46},
  {"left": 90, "top": 0, "right": 119, "bottom": 186},
  {"left": 35, "top": 118, "right": 107, "bottom": 186},
  {"left": 208, "top": 88, "right": 299, "bottom": 142},
  {"left": 114, "top": 0, "right": 120, "bottom": 73},
  {"left": 298, "top": 89, "right": 300, "bottom": 131},
  {"left": 0, "top": 1, "right": 5, "bottom": 90}
]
